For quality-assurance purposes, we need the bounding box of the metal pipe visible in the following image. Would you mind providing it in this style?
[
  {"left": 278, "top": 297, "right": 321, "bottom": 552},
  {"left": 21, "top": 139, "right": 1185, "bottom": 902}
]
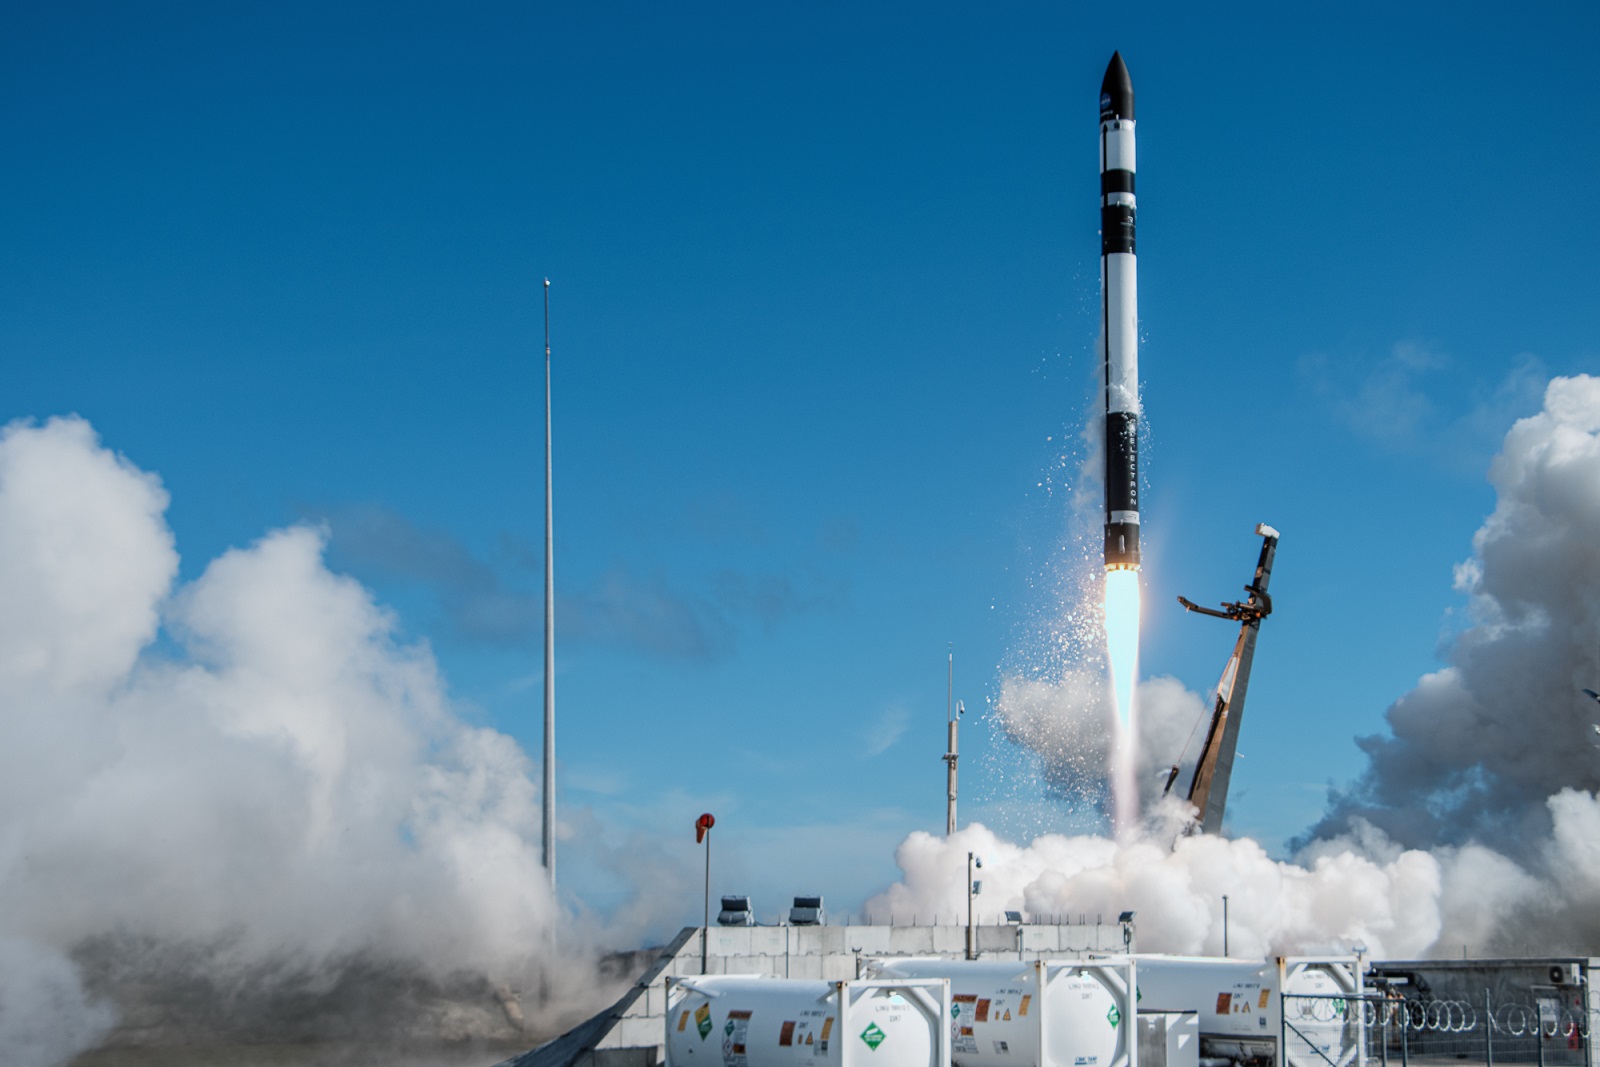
[
  {"left": 1584, "top": 968, "right": 1593, "bottom": 1067},
  {"left": 1400, "top": 999, "right": 1408, "bottom": 1067},
  {"left": 1379, "top": 996, "right": 1388, "bottom": 1067},
  {"left": 945, "top": 716, "right": 959, "bottom": 835},
  {"left": 966, "top": 852, "right": 975, "bottom": 960},
  {"left": 542, "top": 278, "right": 556, "bottom": 888},
  {"left": 945, "top": 648, "right": 959, "bottom": 835},
  {"left": 702, "top": 827, "right": 712, "bottom": 974},
  {"left": 1486, "top": 988, "right": 1494, "bottom": 1067}
]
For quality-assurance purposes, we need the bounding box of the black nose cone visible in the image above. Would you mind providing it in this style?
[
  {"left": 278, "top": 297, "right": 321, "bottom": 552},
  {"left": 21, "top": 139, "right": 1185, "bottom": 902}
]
[{"left": 1100, "top": 51, "right": 1134, "bottom": 122}]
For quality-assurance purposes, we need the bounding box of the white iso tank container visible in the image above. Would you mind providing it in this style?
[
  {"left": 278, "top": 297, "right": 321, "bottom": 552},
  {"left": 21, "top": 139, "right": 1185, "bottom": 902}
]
[
  {"left": 863, "top": 958, "right": 1136, "bottom": 1067},
  {"left": 1132, "top": 957, "right": 1363, "bottom": 1067},
  {"left": 666, "top": 975, "right": 952, "bottom": 1067}
]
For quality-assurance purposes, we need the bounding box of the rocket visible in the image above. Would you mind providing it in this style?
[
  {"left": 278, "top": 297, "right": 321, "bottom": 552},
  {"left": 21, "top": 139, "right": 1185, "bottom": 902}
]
[{"left": 1100, "top": 51, "right": 1140, "bottom": 571}]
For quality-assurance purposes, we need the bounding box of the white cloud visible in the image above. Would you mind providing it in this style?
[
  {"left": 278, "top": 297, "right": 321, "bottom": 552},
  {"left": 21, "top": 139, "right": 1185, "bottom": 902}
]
[{"left": 860, "top": 702, "right": 911, "bottom": 757}]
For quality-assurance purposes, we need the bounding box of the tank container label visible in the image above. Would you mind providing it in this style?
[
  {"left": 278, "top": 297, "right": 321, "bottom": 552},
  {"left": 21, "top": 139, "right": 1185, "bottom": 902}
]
[{"left": 724, "top": 1009, "right": 752, "bottom": 1067}]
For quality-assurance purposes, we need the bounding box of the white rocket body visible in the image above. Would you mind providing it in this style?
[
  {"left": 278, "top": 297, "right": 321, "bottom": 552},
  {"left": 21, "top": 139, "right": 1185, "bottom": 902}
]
[{"left": 1100, "top": 52, "right": 1141, "bottom": 572}]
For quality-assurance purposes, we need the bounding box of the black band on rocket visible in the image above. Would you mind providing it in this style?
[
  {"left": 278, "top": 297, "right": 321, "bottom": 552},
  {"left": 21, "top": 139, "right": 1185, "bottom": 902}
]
[
  {"left": 1101, "top": 170, "right": 1135, "bottom": 196},
  {"left": 1104, "top": 522, "right": 1141, "bottom": 567},
  {"left": 1101, "top": 204, "right": 1136, "bottom": 255}
]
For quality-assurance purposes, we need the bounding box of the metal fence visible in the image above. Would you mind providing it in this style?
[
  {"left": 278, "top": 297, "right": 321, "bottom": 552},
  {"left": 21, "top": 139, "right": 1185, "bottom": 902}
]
[
  {"left": 1280, "top": 991, "right": 1366, "bottom": 1067},
  {"left": 1282, "top": 990, "right": 1594, "bottom": 1067}
]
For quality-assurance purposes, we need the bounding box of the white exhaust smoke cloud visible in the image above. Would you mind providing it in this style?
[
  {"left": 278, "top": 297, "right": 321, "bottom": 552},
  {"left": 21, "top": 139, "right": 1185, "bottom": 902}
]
[
  {"left": 879, "top": 374, "right": 1600, "bottom": 960},
  {"left": 868, "top": 792, "right": 1600, "bottom": 959},
  {"left": 1309, "top": 374, "right": 1600, "bottom": 851},
  {"left": 995, "top": 672, "right": 1207, "bottom": 813},
  {"left": 865, "top": 820, "right": 1444, "bottom": 959},
  {"left": 0, "top": 417, "right": 640, "bottom": 1062}
]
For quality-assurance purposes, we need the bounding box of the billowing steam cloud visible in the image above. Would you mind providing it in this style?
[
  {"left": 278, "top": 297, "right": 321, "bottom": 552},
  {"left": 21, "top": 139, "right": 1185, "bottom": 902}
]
[
  {"left": 995, "top": 672, "right": 1207, "bottom": 812},
  {"left": 866, "top": 784, "right": 1600, "bottom": 960},
  {"left": 0, "top": 417, "right": 624, "bottom": 1063},
  {"left": 877, "top": 374, "right": 1600, "bottom": 960},
  {"left": 865, "top": 819, "right": 1444, "bottom": 958},
  {"left": 1309, "top": 374, "right": 1600, "bottom": 850}
]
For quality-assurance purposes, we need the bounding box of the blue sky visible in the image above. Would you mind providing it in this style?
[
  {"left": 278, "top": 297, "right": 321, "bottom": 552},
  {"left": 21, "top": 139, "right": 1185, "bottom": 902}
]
[{"left": 5, "top": 2, "right": 1599, "bottom": 932}]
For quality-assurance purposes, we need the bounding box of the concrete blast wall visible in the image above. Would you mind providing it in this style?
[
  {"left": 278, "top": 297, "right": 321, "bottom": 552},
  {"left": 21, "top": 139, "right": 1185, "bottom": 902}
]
[{"left": 498, "top": 923, "right": 1134, "bottom": 1067}]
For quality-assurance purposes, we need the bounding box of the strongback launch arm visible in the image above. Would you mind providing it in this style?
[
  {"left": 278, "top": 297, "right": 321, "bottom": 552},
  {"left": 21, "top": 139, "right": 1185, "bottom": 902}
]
[{"left": 1173, "top": 524, "right": 1280, "bottom": 836}]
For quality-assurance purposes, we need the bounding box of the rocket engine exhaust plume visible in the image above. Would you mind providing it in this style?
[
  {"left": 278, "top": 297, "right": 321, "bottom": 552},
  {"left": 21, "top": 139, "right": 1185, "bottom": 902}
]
[{"left": 1103, "top": 569, "right": 1141, "bottom": 834}]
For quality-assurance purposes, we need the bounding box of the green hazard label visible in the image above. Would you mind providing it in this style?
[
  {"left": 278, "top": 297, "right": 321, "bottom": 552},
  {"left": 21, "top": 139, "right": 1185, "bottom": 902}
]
[
  {"left": 861, "top": 1022, "right": 887, "bottom": 1050},
  {"left": 696, "top": 1004, "right": 712, "bottom": 1040},
  {"left": 951, "top": 1004, "right": 961, "bottom": 1018},
  {"left": 725, "top": 1020, "right": 736, "bottom": 1037},
  {"left": 1107, "top": 1005, "right": 1121, "bottom": 1028}
]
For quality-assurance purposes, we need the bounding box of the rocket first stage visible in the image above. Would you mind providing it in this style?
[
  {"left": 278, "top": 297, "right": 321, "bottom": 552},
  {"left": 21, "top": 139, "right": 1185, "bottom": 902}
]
[{"left": 1100, "top": 52, "right": 1140, "bottom": 571}]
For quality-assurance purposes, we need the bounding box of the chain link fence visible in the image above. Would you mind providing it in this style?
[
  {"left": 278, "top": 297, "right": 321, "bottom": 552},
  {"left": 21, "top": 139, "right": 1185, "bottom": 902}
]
[{"left": 1282, "top": 987, "right": 1594, "bottom": 1067}]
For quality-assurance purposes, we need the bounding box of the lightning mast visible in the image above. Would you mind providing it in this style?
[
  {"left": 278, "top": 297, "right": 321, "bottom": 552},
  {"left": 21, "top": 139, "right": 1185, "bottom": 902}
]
[
  {"left": 542, "top": 279, "right": 556, "bottom": 887},
  {"left": 942, "top": 647, "right": 962, "bottom": 835}
]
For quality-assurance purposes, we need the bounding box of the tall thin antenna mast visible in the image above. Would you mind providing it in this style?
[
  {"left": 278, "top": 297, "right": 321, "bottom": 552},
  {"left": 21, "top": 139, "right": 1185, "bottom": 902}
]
[
  {"left": 942, "top": 645, "right": 960, "bottom": 836},
  {"left": 542, "top": 278, "right": 556, "bottom": 887}
]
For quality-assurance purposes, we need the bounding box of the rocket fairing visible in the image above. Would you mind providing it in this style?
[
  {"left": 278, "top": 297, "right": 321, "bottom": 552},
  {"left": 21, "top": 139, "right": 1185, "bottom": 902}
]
[{"left": 1100, "top": 51, "right": 1140, "bottom": 572}]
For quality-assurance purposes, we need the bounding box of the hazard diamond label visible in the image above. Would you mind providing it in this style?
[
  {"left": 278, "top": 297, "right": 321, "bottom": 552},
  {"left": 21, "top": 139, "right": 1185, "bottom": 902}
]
[
  {"left": 1106, "top": 1005, "right": 1121, "bottom": 1028},
  {"left": 696, "top": 1004, "right": 712, "bottom": 1039},
  {"left": 861, "top": 1023, "right": 887, "bottom": 1050}
]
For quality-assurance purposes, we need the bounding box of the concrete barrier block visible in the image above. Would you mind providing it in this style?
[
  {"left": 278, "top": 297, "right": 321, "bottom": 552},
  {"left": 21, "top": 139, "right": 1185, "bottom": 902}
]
[
  {"left": 976, "top": 926, "right": 1018, "bottom": 953},
  {"left": 788, "top": 956, "right": 824, "bottom": 980},
  {"left": 888, "top": 927, "right": 936, "bottom": 953},
  {"left": 815, "top": 926, "right": 847, "bottom": 955},
  {"left": 822, "top": 957, "right": 858, "bottom": 981},
  {"left": 709, "top": 928, "right": 753, "bottom": 956},
  {"left": 844, "top": 927, "right": 891, "bottom": 954},
  {"left": 749, "top": 928, "right": 786, "bottom": 955}
]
